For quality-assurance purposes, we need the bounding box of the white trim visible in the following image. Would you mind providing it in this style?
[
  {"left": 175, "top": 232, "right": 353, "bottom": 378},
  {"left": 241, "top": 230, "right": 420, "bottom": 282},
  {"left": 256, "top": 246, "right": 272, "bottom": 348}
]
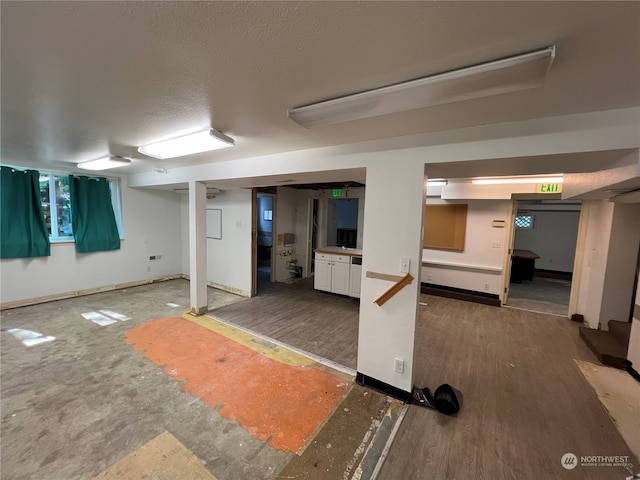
[{"left": 422, "top": 260, "right": 502, "bottom": 274}]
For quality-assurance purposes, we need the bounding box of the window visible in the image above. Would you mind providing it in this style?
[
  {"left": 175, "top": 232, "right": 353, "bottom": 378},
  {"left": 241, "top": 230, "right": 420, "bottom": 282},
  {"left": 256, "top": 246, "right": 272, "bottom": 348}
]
[
  {"left": 38, "top": 172, "right": 123, "bottom": 242},
  {"left": 39, "top": 174, "right": 73, "bottom": 241},
  {"left": 263, "top": 209, "right": 273, "bottom": 221},
  {"left": 515, "top": 214, "right": 534, "bottom": 230}
]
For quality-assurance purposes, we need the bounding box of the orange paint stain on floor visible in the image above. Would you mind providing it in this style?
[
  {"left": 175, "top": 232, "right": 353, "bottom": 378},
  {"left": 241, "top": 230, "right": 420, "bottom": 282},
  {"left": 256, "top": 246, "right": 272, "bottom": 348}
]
[{"left": 126, "top": 317, "right": 350, "bottom": 453}]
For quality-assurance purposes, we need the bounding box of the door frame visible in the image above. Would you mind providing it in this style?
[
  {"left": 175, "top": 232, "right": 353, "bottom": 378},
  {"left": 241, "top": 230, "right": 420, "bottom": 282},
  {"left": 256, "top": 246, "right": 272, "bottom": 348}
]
[
  {"left": 501, "top": 194, "right": 587, "bottom": 314},
  {"left": 501, "top": 199, "right": 517, "bottom": 305},
  {"left": 253, "top": 188, "right": 277, "bottom": 296}
]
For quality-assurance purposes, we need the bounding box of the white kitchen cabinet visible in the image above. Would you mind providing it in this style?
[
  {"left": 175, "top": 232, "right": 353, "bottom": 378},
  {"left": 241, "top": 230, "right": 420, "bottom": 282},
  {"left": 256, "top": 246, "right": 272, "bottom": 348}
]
[
  {"left": 314, "top": 251, "right": 361, "bottom": 298},
  {"left": 331, "top": 256, "right": 350, "bottom": 295},
  {"left": 314, "top": 253, "right": 332, "bottom": 292}
]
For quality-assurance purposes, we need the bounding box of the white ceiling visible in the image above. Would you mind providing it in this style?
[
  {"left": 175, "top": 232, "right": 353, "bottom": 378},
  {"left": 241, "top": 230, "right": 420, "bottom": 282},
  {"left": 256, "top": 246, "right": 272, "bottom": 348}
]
[{"left": 2, "top": 1, "right": 639, "bottom": 180}]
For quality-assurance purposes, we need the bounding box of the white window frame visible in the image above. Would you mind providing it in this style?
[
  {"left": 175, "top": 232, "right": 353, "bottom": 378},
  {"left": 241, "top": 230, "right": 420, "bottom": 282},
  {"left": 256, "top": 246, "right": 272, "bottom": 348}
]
[{"left": 38, "top": 170, "right": 124, "bottom": 243}]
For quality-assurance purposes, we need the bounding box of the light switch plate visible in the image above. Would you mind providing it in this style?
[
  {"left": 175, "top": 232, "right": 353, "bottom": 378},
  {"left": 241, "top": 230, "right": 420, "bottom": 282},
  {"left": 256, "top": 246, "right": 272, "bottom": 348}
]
[
  {"left": 394, "top": 358, "right": 404, "bottom": 373},
  {"left": 400, "top": 258, "right": 410, "bottom": 273}
]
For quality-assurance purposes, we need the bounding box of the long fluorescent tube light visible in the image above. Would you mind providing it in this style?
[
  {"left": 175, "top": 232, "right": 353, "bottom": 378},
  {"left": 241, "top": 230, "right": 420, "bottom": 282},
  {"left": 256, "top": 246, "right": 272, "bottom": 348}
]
[
  {"left": 426, "top": 179, "right": 448, "bottom": 187},
  {"left": 138, "top": 128, "right": 234, "bottom": 159},
  {"left": 472, "top": 176, "right": 563, "bottom": 185},
  {"left": 289, "top": 46, "right": 555, "bottom": 128},
  {"left": 78, "top": 156, "right": 131, "bottom": 171}
]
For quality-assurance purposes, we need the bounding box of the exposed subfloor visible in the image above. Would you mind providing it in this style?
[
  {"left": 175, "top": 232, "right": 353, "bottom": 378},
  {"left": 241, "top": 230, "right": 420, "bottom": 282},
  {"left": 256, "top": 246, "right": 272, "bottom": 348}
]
[{"left": 2, "top": 278, "right": 639, "bottom": 480}]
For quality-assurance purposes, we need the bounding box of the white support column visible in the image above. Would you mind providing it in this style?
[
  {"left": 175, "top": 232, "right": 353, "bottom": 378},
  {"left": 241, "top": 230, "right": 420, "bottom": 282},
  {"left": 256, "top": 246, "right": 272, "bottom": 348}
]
[
  {"left": 189, "top": 180, "right": 208, "bottom": 315},
  {"left": 357, "top": 159, "right": 425, "bottom": 400}
]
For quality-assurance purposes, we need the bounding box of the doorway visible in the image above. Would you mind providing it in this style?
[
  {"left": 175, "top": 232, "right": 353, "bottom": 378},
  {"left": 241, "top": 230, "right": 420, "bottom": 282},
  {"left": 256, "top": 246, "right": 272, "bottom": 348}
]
[
  {"left": 328, "top": 198, "right": 359, "bottom": 248},
  {"left": 505, "top": 199, "right": 581, "bottom": 316},
  {"left": 307, "top": 198, "right": 319, "bottom": 275},
  {"left": 256, "top": 193, "right": 275, "bottom": 292}
]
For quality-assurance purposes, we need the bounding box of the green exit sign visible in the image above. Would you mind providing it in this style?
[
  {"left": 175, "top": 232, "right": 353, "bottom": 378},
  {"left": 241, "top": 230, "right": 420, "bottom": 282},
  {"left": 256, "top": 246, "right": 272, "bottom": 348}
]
[
  {"left": 332, "top": 188, "right": 342, "bottom": 197},
  {"left": 536, "top": 183, "right": 562, "bottom": 193}
]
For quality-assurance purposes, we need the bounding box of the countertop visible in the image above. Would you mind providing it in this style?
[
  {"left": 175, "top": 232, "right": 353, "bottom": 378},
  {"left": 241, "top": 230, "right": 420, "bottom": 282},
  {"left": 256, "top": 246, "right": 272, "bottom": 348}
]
[{"left": 314, "top": 246, "right": 362, "bottom": 257}]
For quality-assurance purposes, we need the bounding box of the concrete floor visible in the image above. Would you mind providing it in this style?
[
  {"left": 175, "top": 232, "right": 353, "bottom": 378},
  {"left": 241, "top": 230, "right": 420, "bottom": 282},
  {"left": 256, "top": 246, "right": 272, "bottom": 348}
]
[
  {"left": 0, "top": 279, "right": 399, "bottom": 480},
  {"left": 506, "top": 276, "right": 571, "bottom": 316},
  {"left": 0, "top": 280, "right": 293, "bottom": 480}
]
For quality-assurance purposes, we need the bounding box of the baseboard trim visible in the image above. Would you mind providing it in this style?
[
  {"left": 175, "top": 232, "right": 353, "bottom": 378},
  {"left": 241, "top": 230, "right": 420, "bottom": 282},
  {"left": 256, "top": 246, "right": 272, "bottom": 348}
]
[
  {"left": 1, "top": 274, "right": 183, "bottom": 310},
  {"left": 421, "top": 283, "right": 501, "bottom": 307},
  {"left": 623, "top": 360, "right": 640, "bottom": 383},
  {"left": 535, "top": 269, "right": 573, "bottom": 280},
  {"left": 356, "top": 372, "right": 413, "bottom": 403},
  {"left": 1, "top": 274, "right": 251, "bottom": 310}
]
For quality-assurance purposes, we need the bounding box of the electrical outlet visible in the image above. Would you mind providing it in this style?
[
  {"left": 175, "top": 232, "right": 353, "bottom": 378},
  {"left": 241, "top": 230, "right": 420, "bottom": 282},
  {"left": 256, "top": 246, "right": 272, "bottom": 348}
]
[
  {"left": 426, "top": 274, "right": 432, "bottom": 282},
  {"left": 147, "top": 266, "right": 151, "bottom": 272},
  {"left": 484, "top": 283, "right": 490, "bottom": 291},
  {"left": 394, "top": 358, "right": 404, "bottom": 374}
]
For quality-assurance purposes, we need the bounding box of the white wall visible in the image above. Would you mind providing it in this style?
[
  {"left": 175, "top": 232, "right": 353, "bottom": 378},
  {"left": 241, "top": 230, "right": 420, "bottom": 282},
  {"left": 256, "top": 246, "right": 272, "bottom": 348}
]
[
  {"left": 180, "top": 189, "right": 253, "bottom": 296},
  {"left": 1, "top": 178, "right": 183, "bottom": 306},
  {"left": 600, "top": 203, "right": 640, "bottom": 326},
  {"left": 575, "top": 201, "right": 640, "bottom": 329},
  {"left": 422, "top": 199, "right": 509, "bottom": 296},
  {"left": 514, "top": 209, "right": 580, "bottom": 272}
]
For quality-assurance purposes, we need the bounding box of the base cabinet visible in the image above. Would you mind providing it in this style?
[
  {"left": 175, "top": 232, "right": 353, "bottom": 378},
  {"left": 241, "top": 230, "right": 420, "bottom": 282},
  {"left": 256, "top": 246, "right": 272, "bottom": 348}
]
[
  {"left": 314, "top": 252, "right": 361, "bottom": 298},
  {"left": 314, "top": 258, "right": 332, "bottom": 292}
]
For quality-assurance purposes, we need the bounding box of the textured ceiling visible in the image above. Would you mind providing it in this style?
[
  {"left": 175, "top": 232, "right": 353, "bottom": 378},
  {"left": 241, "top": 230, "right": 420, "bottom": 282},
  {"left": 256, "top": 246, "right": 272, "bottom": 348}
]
[{"left": 1, "top": 1, "right": 639, "bottom": 177}]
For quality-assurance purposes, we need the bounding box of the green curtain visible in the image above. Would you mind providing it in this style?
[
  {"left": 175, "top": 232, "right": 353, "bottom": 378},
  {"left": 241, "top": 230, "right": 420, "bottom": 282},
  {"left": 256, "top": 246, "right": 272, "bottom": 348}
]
[
  {"left": 0, "top": 166, "right": 51, "bottom": 258},
  {"left": 69, "top": 175, "right": 120, "bottom": 253}
]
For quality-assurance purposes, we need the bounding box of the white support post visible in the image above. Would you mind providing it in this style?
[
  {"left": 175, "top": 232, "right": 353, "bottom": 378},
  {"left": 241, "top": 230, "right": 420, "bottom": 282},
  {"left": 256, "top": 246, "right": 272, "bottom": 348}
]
[
  {"left": 189, "top": 180, "right": 208, "bottom": 315},
  {"left": 357, "top": 159, "right": 425, "bottom": 398}
]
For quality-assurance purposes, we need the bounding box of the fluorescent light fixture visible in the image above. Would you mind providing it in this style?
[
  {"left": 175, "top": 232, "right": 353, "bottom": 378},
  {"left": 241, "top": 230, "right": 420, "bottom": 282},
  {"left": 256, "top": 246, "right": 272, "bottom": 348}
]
[
  {"left": 78, "top": 156, "right": 131, "bottom": 171},
  {"left": 289, "top": 46, "right": 555, "bottom": 128},
  {"left": 426, "top": 179, "right": 448, "bottom": 187},
  {"left": 138, "top": 128, "right": 234, "bottom": 159},
  {"left": 472, "top": 176, "right": 563, "bottom": 185}
]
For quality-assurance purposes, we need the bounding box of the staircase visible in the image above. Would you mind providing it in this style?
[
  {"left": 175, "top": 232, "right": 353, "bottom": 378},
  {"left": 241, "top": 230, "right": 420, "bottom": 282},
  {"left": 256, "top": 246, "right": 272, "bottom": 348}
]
[{"left": 579, "top": 320, "right": 631, "bottom": 369}]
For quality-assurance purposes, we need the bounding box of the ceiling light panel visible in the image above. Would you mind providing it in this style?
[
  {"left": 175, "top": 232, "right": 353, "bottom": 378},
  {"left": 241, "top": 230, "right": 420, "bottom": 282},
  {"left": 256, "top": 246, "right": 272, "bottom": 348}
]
[
  {"left": 472, "top": 176, "right": 563, "bottom": 185},
  {"left": 289, "top": 46, "right": 555, "bottom": 128},
  {"left": 138, "top": 129, "right": 234, "bottom": 159},
  {"left": 78, "top": 156, "right": 131, "bottom": 171}
]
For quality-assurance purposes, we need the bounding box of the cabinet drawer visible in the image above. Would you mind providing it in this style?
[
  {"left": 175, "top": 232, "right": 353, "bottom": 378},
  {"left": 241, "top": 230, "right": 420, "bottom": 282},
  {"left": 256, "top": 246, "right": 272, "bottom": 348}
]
[
  {"left": 315, "top": 253, "right": 332, "bottom": 261},
  {"left": 332, "top": 255, "right": 350, "bottom": 263}
]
